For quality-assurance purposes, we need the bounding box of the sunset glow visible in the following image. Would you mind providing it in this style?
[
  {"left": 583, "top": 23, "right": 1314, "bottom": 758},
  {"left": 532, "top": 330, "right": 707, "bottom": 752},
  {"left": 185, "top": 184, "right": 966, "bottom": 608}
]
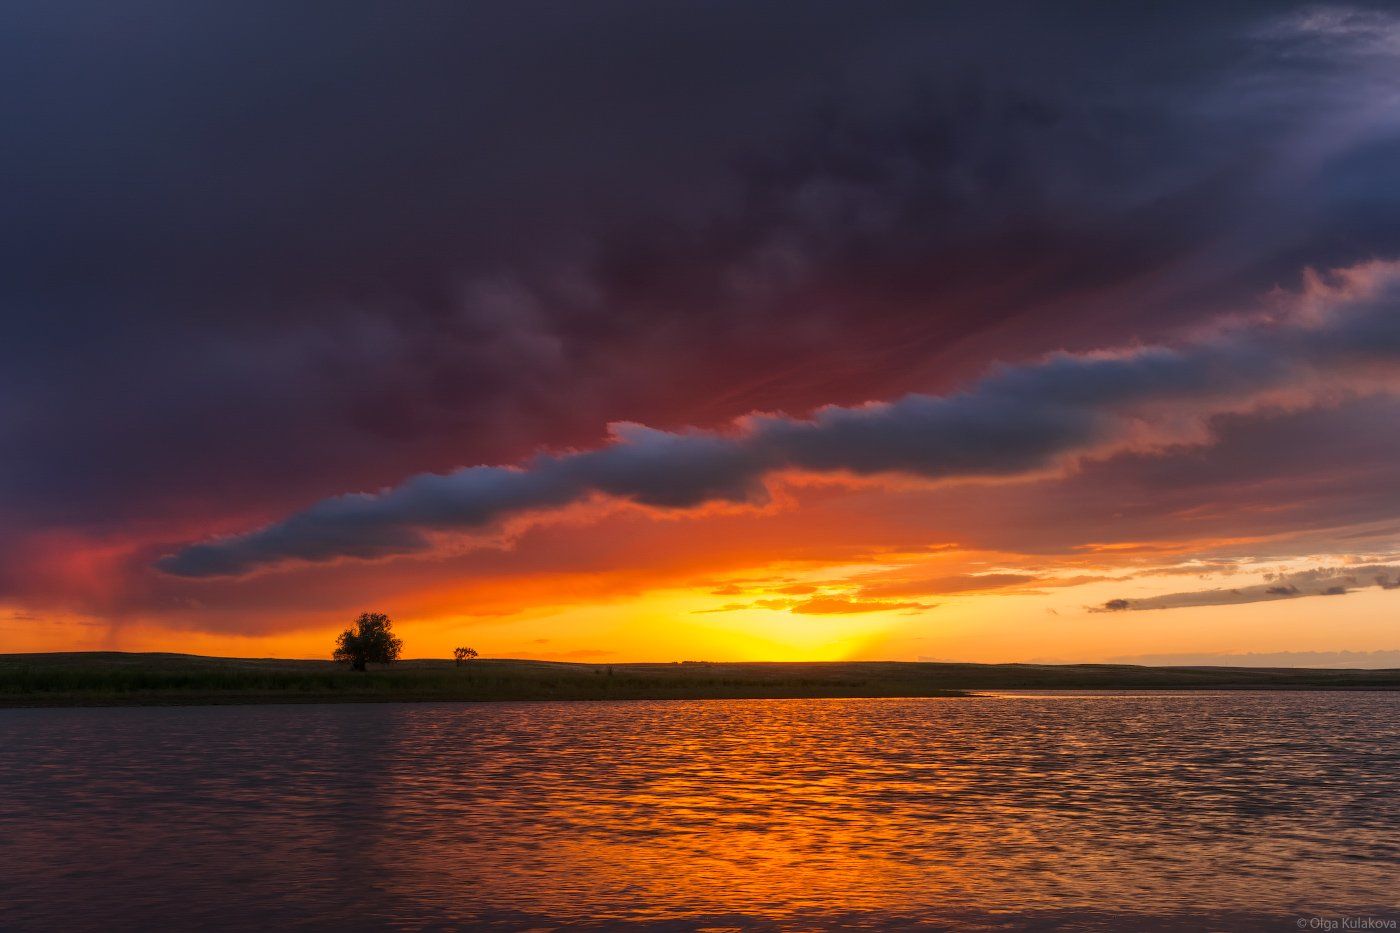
[
  {"left": 5, "top": 3, "right": 1400, "bottom": 668},
  {"left": 9, "top": 6, "right": 1400, "bottom": 930}
]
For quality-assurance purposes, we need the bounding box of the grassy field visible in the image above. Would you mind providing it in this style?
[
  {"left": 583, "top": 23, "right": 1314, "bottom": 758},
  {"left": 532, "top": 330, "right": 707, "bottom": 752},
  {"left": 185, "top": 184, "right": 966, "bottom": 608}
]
[{"left": 2, "top": 652, "right": 1399, "bottom": 706}]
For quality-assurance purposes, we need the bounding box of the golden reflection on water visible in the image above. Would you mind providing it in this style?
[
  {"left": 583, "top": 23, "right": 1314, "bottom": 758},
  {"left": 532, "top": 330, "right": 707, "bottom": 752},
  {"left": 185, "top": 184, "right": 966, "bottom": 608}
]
[
  {"left": 373, "top": 695, "right": 1400, "bottom": 925},
  {"left": 3, "top": 694, "right": 1399, "bottom": 929}
]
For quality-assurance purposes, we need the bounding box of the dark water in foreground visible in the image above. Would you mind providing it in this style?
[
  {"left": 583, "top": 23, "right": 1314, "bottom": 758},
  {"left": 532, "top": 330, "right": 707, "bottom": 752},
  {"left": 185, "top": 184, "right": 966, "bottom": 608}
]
[{"left": 2, "top": 693, "right": 1398, "bottom": 931}]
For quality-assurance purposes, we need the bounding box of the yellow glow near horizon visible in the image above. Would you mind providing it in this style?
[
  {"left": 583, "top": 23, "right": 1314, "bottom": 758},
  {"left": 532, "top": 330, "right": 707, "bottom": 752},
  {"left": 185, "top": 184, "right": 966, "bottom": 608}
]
[
  {"left": 436, "top": 588, "right": 918, "bottom": 663},
  {"left": 11, "top": 551, "right": 1400, "bottom": 664}
]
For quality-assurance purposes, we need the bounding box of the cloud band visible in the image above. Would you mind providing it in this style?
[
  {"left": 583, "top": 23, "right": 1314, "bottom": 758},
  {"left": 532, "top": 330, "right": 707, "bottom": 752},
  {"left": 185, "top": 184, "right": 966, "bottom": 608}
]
[{"left": 159, "top": 263, "right": 1400, "bottom": 578}]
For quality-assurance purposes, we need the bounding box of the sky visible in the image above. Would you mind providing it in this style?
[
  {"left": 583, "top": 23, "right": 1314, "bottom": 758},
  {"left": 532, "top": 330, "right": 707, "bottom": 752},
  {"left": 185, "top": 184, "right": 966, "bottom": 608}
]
[{"left": 4, "top": 1, "right": 1400, "bottom": 663}]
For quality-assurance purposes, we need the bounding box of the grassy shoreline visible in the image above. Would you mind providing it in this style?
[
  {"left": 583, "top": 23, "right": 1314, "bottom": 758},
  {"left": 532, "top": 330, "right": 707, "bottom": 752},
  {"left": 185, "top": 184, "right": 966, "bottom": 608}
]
[{"left": 4, "top": 652, "right": 1400, "bottom": 707}]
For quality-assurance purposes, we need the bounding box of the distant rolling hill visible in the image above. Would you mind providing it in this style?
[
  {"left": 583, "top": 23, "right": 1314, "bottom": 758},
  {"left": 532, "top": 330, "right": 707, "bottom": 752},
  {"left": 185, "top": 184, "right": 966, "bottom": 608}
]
[{"left": 2, "top": 652, "right": 1398, "bottom": 706}]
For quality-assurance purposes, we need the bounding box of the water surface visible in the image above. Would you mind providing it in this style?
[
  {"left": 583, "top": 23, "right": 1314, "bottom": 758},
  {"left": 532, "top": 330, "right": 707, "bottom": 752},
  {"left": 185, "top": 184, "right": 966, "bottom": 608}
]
[{"left": 2, "top": 692, "right": 1398, "bottom": 930}]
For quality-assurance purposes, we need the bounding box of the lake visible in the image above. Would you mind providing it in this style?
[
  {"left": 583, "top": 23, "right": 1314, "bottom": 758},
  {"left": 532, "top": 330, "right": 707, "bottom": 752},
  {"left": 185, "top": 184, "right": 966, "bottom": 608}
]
[{"left": 2, "top": 693, "right": 1398, "bottom": 930}]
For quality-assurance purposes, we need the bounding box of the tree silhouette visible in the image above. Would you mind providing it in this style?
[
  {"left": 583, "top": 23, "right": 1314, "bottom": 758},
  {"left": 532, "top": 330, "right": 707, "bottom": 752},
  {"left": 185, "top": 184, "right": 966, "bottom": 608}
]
[
  {"left": 453, "top": 647, "right": 479, "bottom": 666},
  {"left": 333, "top": 612, "right": 403, "bottom": 671}
]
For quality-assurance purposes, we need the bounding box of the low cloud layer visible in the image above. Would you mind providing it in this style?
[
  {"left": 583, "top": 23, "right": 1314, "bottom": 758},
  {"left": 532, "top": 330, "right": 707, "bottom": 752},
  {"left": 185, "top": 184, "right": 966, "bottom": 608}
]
[
  {"left": 161, "top": 263, "right": 1400, "bottom": 578},
  {"left": 1093, "top": 563, "right": 1400, "bottom": 612}
]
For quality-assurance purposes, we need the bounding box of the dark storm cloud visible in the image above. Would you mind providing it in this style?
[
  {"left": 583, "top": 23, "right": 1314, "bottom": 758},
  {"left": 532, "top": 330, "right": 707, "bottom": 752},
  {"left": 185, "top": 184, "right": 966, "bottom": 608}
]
[
  {"left": 6, "top": 3, "right": 1400, "bottom": 604},
  {"left": 160, "top": 269, "right": 1400, "bottom": 576}
]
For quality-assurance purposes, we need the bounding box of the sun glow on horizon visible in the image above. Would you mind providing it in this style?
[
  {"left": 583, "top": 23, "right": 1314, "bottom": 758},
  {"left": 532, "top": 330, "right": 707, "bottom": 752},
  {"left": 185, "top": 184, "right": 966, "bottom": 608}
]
[{"left": 8, "top": 531, "right": 1400, "bottom": 664}]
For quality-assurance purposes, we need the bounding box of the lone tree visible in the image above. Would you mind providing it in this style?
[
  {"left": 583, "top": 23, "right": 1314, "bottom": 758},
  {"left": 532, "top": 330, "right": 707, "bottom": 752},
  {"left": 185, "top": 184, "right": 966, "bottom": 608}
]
[
  {"left": 453, "top": 647, "right": 479, "bottom": 666},
  {"left": 333, "top": 612, "right": 403, "bottom": 671}
]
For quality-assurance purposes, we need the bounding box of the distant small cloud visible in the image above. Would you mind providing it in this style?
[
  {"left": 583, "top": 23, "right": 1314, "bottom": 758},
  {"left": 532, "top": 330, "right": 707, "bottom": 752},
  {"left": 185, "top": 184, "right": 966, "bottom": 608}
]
[
  {"left": 1153, "top": 560, "right": 1245, "bottom": 577},
  {"left": 789, "top": 596, "right": 932, "bottom": 615},
  {"left": 1093, "top": 564, "right": 1400, "bottom": 612},
  {"left": 859, "top": 572, "right": 1038, "bottom": 598}
]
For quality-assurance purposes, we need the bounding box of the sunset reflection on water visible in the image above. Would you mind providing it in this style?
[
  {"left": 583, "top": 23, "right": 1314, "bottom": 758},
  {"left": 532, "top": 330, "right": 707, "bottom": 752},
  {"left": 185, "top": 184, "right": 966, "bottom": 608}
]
[{"left": 2, "top": 694, "right": 1398, "bottom": 929}]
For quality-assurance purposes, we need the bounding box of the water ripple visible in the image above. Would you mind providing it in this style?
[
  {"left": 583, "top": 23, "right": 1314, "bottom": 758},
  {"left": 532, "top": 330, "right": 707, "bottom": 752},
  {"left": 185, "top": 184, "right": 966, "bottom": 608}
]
[{"left": 1, "top": 692, "right": 1398, "bottom": 930}]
